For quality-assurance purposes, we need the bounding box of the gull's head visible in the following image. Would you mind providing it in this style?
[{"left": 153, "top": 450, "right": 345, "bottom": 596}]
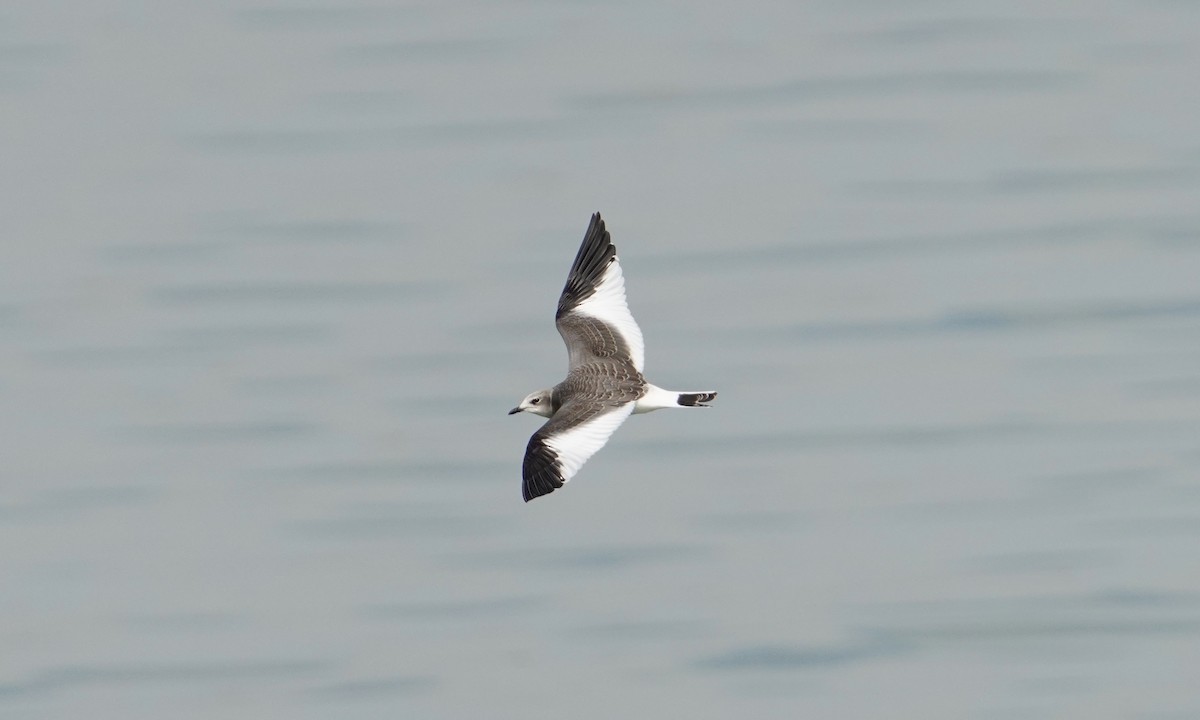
[{"left": 509, "top": 389, "right": 554, "bottom": 418}]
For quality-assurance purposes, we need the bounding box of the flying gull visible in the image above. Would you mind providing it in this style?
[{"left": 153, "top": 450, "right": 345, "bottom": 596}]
[{"left": 509, "top": 213, "right": 717, "bottom": 502}]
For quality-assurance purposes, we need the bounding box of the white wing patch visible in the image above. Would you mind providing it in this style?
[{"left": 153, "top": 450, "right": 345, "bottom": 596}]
[
  {"left": 573, "top": 256, "right": 646, "bottom": 372},
  {"left": 544, "top": 403, "right": 635, "bottom": 484}
]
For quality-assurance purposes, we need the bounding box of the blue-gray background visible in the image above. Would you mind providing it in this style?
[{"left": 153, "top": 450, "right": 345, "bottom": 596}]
[{"left": 3, "top": 2, "right": 1199, "bottom": 718}]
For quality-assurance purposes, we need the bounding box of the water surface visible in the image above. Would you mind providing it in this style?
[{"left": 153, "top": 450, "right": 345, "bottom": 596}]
[{"left": 3, "top": 2, "right": 1199, "bottom": 718}]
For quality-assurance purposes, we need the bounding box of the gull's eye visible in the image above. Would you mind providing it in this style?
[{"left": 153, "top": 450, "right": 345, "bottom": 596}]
[{"left": 530, "top": 397, "right": 540, "bottom": 404}]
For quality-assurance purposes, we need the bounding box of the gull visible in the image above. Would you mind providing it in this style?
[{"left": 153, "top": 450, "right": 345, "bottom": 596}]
[{"left": 509, "top": 213, "right": 717, "bottom": 502}]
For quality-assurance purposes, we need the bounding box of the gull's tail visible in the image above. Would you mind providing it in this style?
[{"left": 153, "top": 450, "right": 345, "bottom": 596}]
[
  {"left": 634, "top": 385, "right": 718, "bottom": 413},
  {"left": 676, "top": 391, "right": 717, "bottom": 407}
]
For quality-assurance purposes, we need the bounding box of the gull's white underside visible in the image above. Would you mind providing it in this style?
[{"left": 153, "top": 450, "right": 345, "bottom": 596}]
[{"left": 543, "top": 403, "right": 636, "bottom": 484}]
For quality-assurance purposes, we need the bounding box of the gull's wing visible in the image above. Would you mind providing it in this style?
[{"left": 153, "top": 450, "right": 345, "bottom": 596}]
[
  {"left": 522, "top": 400, "right": 635, "bottom": 502},
  {"left": 555, "top": 213, "right": 646, "bottom": 373}
]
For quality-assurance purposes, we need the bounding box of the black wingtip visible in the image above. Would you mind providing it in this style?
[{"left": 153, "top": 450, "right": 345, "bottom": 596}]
[
  {"left": 523, "top": 472, "right": 563, "bottom": 502},
  {"left": 522, "top": 435, "right": 565, "bottom": 502},
  {"left": 556, "top": 213, "right": 617, "bottom": 319}
]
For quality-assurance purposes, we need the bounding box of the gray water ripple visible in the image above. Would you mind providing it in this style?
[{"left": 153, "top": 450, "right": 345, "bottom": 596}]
[
  {"left": 849, "top": 166, "right": 1200, "bottom": 198},
  {"left": 0, "top": 41, "right": 67, "bottom": 91},
  {"left": 568, "top": 70, "right": 1085, "bottom": 111},
  {"left": 335, "top": 38, "right": 515, "bottom": 64},
  {"left": 850, "top": 590, "right": 1200, "bottom": 640},
  {"left": 182, "top": 127, "right": 378, "bottom": 154},
  {"left": 695, "top": 633, "right": 911, "bottom": 671},
  {"left": 451, "top": 543, "right": 710, "bottom": 572},
  {"left": 0, "top": 660, "right": 329, "bottom": 699},
  {"left": 182, "top": 115, "right": 610, "bottom": 154},
  {"left": 636, "top": 214, "right": 1200, "bottom": 270},
  {"left": 689, "top": 511, "right": 806, "bottom": 534},
  {"left": 307, "top": 89, "right": 413, "bottom": 112},
  {"left": 721, "top": 297, "right": 1200, "bottom": 344},
  {"left": 967, "top": 549, "right": 1114, "bottom": 575},
  {"left": 118, "top": 421, "right": 317, "bottom": 444},
  {"left": 1088, "top": 514, "right": 1200, "bottom": 537},
  {"left": 569, "top": 619, "right": 707, "bottom": 640},
  {"left": 627, "top": 419, "right": 1200, "bottom": 456},
  {"left": 360, "top": 596, "right": 541, "bottom": 622},
  {"left": 989, "top": 165, "right": 1200, "bottom": 193},
  {"left": 199, "top": 218, "right": 406, "bottom": 244},
  {"left": 31, "top": 343, "right": 231, "bottom": 367},
  {"left": 285, "top": 511, "right": 510, "bottom": 540},
  {"left": 158, "top": 323, "right": 332, "bottom": 347},
  {"left": 308, "top": 675, "right": 436, "bottom": 699},
  {"left": 839, "top": 15, "right": 1086, "bottom": 47},
  {"left": 741, "top": 116, "right": 933, "bottom": 141},
  {"left": 372, "top": 348, "right": 531, "bottom": 373},
  {"left": 254, "top": 460, "right": 503, "bottom": 485},
  {"left": 147, "top": 281, "right": 435, "bottom": 306},
  {"left": 882, "top": 618, "right": 1200, "bottom": 642},
  {"left": 120, "top": 612, "right": 251, "bottom": 633},
  {"left": 232, "top": 374, "right": 339, "bottom": 396},
  {"left": 234, "top": 6, "right": 417, "bottom": 30},
  {"left": 99, "top": 221, "right": 405, "bottom": 263},
  {"left": 0, "top": 486, "right": 152, "bottom": 524},
  {"left": 1127, "top": 375, "right": 1200, "bottom": 396},
  {"left": 0, "top": 43, "right": 67, "bottom": 65}
]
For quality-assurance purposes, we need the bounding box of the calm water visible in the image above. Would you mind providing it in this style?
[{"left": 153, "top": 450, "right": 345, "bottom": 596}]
[{"left": 3, "top": 2, "right": 1200, "bottom": 718}]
